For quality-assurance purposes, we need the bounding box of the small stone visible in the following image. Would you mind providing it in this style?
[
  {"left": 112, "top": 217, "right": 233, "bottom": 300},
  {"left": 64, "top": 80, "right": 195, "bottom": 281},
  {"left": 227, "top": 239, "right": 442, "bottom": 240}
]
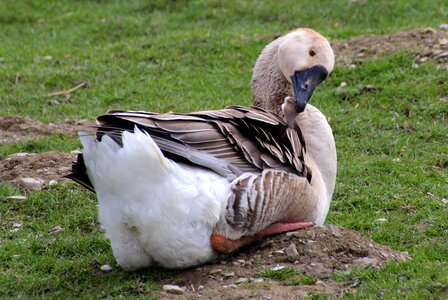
[
  {"left": 197, "top": 285, "right": 204, "bottom": 291},
  {"left": 18, "top": 178, "right": 45, "bottom": 191},
  {"left": 272, "top": 250, "right": 285, "bottom": 257},
  {"left": 271, "top": 265, "right": 285, "bottom": 271},
  {"left": 5, "top": 195, "right": 27, "bottom": 201},
  {"left": 163, "top": 284, "right": 185, "bottom": 294},
  {"left": 100, "top": 264, "right": 113, "bottom": 272},
  {"left": 353, "top": 257, "right": 378, "bottom": 267},
  {"left": 223, "top": 272, "right": 235, "bottom": 278},
  {"left": 43, "top": 55, "right": 53, "bottom": 61},
  {"left": 284, "top": 243, "right": 299, "bottom": 259},
  {"left": 380, "top": 251, "right": 389, "bottom": 258},
  {"left": 285, "top": 231, "right": 301, "bottom": 237},
  {"left": 250, "top": 278, "right": 264, "bottom": 283},
  {"left": 439, "top": 24, "right": 448, "bottom": 31},
  {"left": 412, "top": 63, "right": 419, "bottom": 69},
  {"left": 340, "top": 81, "right": 347, "bottom": 87},
  {"left": 434, "top": 51, "right": 448, "bottom": 59},
  {"left": 49, "top": 100, "right": 61, "bottom": 106},
  {"left": 13, "top": 223, "right": 23, "bottom": 228},
  {"left": 223, "top": 284, "right": 238, "bottom": 289},
  {"left": 324, "top": 224, "right": 341, "bottom": 236},
  {"left": 48, "top": 180, "right": 58, "bottom": 186},
  {"left": 441, "top": 198, "right": 448, "bottom": 205},
  {"left": 349, "top": 64, "right": 356, "bottom": 69},
  {"left": 235, "top": 277, "right": 249, "bottom": 284},
  {"left": 376, "top": 218, "right": 387, "bottom": 223},
  {"left": 439, "top": 38, "right": 448, "bottom": 46},
  {"left": 209, "top": 268, "right": 222, "bottom": 275},
  {"left": 50, "top": 226, "right": 64, "bottom": 235}
]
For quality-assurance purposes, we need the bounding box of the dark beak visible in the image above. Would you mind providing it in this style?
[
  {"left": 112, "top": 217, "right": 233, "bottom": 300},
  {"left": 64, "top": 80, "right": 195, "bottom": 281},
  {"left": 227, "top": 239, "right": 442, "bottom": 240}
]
[{"left": 291, "top": 64, "right": 329, "bottom": 113}]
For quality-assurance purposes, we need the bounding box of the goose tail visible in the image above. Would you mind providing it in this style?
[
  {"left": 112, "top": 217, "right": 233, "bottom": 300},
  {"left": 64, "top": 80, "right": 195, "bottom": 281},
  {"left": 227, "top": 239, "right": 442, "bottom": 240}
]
[{"left": 71, "top": 127, "right": 172, "bottom": 194}]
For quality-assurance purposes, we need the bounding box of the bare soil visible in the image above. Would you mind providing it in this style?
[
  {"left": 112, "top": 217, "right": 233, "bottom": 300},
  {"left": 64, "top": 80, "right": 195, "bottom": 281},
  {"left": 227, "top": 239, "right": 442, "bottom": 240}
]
[
  {"left": 0, "top": 151, "right": 76, "bottom": 189},
  {"left": 0, "top": 115, "right": 89, "bottom": 145},
  {"left": 155, "top": 226, "right": 410, "bottom": 299},
  {"left": 333, "top": 28, "right": 448, "bottom": 67}
]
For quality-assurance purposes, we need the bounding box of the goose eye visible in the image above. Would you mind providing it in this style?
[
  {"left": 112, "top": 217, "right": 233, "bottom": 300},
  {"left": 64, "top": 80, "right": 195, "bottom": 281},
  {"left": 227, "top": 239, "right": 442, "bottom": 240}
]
[{"left": 309, "top": 49, "right": 316, "bottom": 57}]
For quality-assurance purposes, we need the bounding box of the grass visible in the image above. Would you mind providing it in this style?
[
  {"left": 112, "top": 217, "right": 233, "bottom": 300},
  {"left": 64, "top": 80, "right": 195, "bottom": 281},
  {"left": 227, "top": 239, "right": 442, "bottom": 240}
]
[
  {"left": 1, "top": 0, "right": 447, "bottom": 298},
  {"left": 258, "top": 267, "right": 317, "bottom": 285}
]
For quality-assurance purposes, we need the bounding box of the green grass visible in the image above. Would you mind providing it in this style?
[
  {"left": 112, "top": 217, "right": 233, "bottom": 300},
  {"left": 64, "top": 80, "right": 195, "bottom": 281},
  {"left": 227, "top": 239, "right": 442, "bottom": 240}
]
[
  {"left": 1, "top": 0, "right": 448, "bottom": 298},
  {"left": 258, "top": 267, "right": 317, "bottom": 285}
]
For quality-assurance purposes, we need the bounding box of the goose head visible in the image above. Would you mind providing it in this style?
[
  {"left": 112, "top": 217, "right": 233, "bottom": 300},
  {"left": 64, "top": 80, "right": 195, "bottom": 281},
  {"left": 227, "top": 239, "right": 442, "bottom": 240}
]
[{"left": 252, "top": 28, "right": 334, "bottom": 115}]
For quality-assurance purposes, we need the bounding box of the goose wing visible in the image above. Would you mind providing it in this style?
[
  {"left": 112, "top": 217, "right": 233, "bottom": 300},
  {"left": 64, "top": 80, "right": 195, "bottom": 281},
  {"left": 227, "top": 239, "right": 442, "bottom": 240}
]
[{"left": 93, "top": 106, "right": 310, "bottom": 180}]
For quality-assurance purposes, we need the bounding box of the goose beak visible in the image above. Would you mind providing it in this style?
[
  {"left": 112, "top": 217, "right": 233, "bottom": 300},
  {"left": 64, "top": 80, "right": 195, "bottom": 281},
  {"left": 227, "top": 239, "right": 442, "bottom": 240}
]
[{"left": 291, "top": 65, "right": 329, "bottom": 113}]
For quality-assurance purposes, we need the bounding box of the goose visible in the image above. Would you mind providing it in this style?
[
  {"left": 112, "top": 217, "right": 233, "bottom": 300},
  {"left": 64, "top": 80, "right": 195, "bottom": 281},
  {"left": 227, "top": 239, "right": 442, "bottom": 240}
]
[{"left": 68, "top": 28, "right": 336, "bottom": 270}]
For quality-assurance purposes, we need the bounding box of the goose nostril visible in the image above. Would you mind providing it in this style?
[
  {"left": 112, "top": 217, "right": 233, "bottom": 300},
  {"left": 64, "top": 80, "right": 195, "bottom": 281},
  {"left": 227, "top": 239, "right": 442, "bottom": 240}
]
[{"left": 302, "top": 83, "right": 309, "bottom": 90}]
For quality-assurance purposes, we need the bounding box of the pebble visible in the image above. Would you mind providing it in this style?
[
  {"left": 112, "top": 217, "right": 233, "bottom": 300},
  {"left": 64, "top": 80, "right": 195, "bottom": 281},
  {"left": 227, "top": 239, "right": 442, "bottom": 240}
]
[
  {"left": 163, "top": 284, "right": 186, "bottom": 294},
  {"left": 209, "top": 268, "right": 222, "bottom": 275},
  {"left": 250, "top": 278, "right": 264, "bottom": 283},
  {"left": 434, "top": 51, "right": 448, "bottom": 59},
  {"left": 18, "top": 178, "right": 45, "bottom": 191},
  {"left": 13, "top": 223, "right": 23, "bottom": 228},
  {"left": 197, "top": 285, "right": 204, "bottom": 291},
  {"left": 100, "top": 264, "right": 113, "bottom": 272},
  {"left": 380, "top": 251, "right": 389, "bottom": 258},
  {"left": 439, "top": 24, "right": 448, "bottom": 31},
  {"left": 272, "top": 250, "right": 285, "bottom": 257},
  {"left": 223, "top": 284, "right": 238, "bottom": 289},
  {"left": 50, "top": 226, "right": 64, "bottom": 235},
  {"left": 376, "top": 218, "right": 387, "bottom": 223},
  {"left": 5, "top": 195, "right": 27, "bottom": 201},
  {"left": 48, "top": 180, "right": 58, "bottom": 186},
  {"left": 271, "top": 265, "right": 285, "bottom": 271},
  {"left": 323, "top": 224, "right": 341, "bottom": 236},
  {"left": 223, "top": 272, "right": 235, "bottom": 278},
  {"left": 232, "top": 259, "right": 246, "bottom": 266},
  {"left": 284, "top": 243, "right": 299, "bottom": 259},
  {"left": 235, "top": 278, "right": 249, "bottom": 285},
  {"left": 353, "top": 257, "right": 378, "bottom": 267}
]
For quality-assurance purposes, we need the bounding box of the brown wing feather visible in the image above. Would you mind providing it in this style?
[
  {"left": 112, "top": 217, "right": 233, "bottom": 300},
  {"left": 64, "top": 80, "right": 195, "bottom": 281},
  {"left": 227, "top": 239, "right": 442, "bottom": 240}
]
[{"left": 94, "top": 106, "right": 309, "bottom": 179}]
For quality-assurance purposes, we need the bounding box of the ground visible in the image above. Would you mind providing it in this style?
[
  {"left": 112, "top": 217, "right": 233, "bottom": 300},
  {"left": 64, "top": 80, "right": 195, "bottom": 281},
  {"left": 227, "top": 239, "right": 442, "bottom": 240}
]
[{"left": 1, "top": 27, "right": 445, "bottom": 299}]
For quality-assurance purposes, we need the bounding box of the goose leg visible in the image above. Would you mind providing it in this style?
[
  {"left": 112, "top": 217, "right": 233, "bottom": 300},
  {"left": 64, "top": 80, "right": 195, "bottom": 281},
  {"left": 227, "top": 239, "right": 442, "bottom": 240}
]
[{"left": 211, "top": 221, "right": 313, "bottom": 254}]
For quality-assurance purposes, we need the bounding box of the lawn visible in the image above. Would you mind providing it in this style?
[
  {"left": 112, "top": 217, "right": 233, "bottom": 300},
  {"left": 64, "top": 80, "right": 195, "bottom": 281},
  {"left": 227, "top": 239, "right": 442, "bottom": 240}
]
[{"left": 1, "top": 0, "right": 447, "bottom": 298}]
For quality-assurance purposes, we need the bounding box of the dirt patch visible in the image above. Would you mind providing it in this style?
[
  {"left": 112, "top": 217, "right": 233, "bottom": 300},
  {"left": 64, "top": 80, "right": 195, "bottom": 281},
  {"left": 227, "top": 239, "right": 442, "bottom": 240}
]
[
  {"left": 333, "top": 28, "right": 448, "bottom": 67},
  {"left": 0, "top": 116, "right": 90, "bottom": 145},
  {"left": 154, "top": 226, "right": 410, "bottom": 299},
  {"left": 0, "top": 152, "right": 76, "bottom": 189}
]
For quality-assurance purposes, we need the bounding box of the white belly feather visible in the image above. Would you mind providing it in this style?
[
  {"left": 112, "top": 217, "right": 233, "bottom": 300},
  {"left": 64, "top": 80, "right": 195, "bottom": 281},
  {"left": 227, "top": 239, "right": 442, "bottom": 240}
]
[{"left": 80, "top": 128, "right": 230, "bottom": 269}]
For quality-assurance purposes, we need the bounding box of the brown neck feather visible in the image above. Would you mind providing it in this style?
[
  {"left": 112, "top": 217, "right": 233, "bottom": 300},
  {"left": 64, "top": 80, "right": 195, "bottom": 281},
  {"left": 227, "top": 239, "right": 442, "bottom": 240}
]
[{"left": 251, "top": 37, "right": 293, "bottom": 116}]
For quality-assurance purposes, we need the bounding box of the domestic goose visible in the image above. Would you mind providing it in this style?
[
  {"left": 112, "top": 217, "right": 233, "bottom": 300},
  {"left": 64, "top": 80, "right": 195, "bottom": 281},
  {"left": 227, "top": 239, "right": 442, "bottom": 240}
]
[{"left": 68, "top": 28, "right": 336, "bottom": 270}]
